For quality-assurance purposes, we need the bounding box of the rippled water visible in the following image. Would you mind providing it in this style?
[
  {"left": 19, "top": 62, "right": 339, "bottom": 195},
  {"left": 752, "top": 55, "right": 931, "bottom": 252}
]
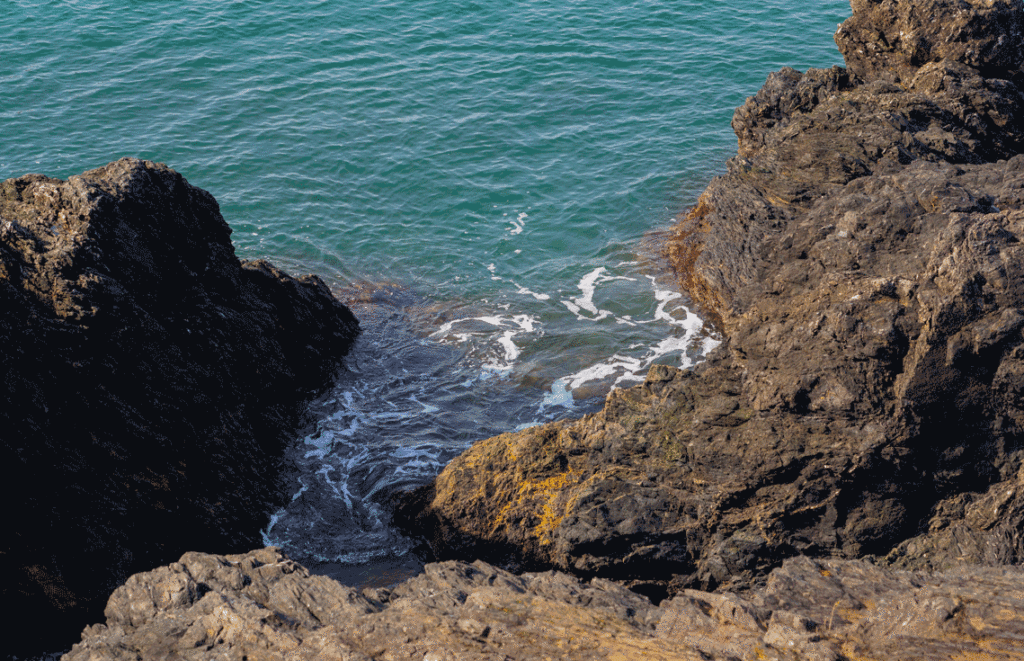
[{"left": 2, "top": 0, "right": 850, "bottom": 583}]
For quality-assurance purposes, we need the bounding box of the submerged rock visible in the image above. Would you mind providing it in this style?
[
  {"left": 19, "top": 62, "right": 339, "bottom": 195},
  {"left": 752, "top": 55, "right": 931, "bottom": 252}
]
[
  {"left": 0, "top": 158, "right": 359, "bottom": 658},
  {"left": 63, "top": 547, "right": 1024, "bottom": 660},
  {"left": 395, "top": 0, "right": 1024, "bottom": 602}
]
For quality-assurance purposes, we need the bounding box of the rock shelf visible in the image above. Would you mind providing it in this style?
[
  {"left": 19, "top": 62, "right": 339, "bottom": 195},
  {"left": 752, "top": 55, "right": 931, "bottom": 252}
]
[{"left": 64, "top": 547, "right": 1024, "bottom": 660}]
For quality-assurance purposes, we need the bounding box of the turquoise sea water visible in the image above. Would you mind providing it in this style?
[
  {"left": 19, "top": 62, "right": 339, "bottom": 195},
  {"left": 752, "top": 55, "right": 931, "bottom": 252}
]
[{"left": 2, "top": 1, "right": 850, "bottom": 583}]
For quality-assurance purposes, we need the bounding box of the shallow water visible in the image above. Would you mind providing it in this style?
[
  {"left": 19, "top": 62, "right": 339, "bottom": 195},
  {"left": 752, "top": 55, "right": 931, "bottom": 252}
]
[
  {"left": 262, "top": 273, "right": 718, "bottom": 579},
  {"left": 2, "top": 0, "right": 851, "bottom": 586}
]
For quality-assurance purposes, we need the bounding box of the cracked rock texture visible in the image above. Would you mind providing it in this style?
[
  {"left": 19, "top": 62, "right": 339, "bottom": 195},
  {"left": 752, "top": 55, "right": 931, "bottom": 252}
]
[
  {"left": 394, "top": 0, "right": 1024, "bottom": 605},
  {"left": 43, "top": 1, "right": 1024, "bottom": 658},
  {"left": 64, "top": 547, "right": 1024, "bottom": 661},
  {"left": 1, "top": 158, "right": 359, "bottom": 658}
]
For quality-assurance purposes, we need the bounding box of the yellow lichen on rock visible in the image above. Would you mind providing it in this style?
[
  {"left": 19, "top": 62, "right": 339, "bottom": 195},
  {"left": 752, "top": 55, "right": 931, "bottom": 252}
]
[{"left": 493, "top": 469, "right": 580, "bottom": 545}]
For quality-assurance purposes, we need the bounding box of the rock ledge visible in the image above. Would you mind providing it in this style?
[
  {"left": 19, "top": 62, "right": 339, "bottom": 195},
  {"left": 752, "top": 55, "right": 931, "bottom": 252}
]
[{"left": 65, "top": 547, "right": 1024, "bottom": 661}]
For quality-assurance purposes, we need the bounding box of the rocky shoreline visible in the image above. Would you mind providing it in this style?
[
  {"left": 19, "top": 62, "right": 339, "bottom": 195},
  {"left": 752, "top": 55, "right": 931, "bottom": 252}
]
[
  {"left": 396, "top": 0, "right": 1024, "bottom": 597},
  {"left": 60, "top": 546, "right": 1024, "bottom": 660},
  {"left": 1, "top": 159, "right": 359, "bottom": 658},
  {"left": 13, "top": 0, "right": 1024, "bottom": 658}
]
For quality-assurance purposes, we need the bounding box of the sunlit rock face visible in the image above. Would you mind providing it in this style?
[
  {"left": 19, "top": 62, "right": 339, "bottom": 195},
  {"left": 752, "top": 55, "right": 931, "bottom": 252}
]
[
  {"left": 65, "top": 547, "right": 1024, "bottom": 661},
  {"left": 396, "top": 0, "right": 1024, "bottom": 598}
]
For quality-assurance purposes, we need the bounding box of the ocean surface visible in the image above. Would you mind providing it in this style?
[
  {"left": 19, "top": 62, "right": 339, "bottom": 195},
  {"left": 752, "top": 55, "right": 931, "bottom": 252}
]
[{"left": 2, "top": 0, "right": 850, "bottom": 587}]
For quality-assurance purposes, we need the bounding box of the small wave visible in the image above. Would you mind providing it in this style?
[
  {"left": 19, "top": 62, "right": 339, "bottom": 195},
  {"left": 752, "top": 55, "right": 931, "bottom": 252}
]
[{"left": 542, "top": 272, "right": 719, "bottom": 410}]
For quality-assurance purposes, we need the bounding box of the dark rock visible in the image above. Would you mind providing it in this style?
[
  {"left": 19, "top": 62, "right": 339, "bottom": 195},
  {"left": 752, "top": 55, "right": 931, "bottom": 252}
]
[
  {"left": 835, "top": 0, "right": 1024, "bottom": 84},
  {"left": 395, "top": 0, "right": 1024, "bottom": 603},
  {"left": 63, "top": 547, "right": 1024, "bottom": 660},
  {"left": 0, "top": 158, "right": 359, "bottom": 658}
]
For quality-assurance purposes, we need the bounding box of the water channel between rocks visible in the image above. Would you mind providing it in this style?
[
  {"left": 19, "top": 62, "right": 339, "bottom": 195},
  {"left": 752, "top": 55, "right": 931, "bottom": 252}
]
[{"left": 263, "top": 266, "right": 721, "bottom": 586}]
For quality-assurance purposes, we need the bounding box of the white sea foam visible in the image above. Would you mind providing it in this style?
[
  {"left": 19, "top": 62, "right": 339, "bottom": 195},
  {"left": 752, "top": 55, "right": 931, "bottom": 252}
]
[
  {"left": 541, "top": 378, "right": 575, "bottom": 410},
  {"left": 261, "top": 513, "right": 280, "bottom": 545},
  {"left": 702, "top": 335, "right": 722, "bottom": 353},
  {"left": 476, "top": 259, "right": 719, "bottom": 414},
  {"left": 508, "top": 211, "right": 527, "bottom": 235},
  {"left": 509, "top": 280, "right": 551, "bottom": 301},
  {"left": 542, "top": 272, "right": 718, "bottom": 409},
  {"left": 303, "top": 411, "right": 361, "bottom": 460},
  {"left": 431, "top": 312, "right": 539, "bottom": 378},
  {"left": 291, "top": 479, "right": 309, "bottom": 502},
  {"left": 561, "top": 267, "right": 635, "bottom": 321},
  {"left": 489, "top": 261, "right": 552, "bottom": 302}
]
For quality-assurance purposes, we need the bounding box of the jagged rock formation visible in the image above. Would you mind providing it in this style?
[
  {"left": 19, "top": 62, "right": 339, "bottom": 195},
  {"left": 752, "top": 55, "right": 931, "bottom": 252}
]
[
  {"left": 395, "top": 0, "right": 1024, "bottom": 601},
  {"left": 1, "top": 158, "right": 359, "bottom": 658},
  {"left": 63, "top": 547, "right": 1024, "bottom": 660},
  {"left": 835, "top": 0, "right": 1024, "bottom": 84}
]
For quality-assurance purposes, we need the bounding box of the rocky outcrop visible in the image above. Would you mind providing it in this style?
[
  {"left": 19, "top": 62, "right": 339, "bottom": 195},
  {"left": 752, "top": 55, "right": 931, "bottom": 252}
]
[
  {"left": 834, "top": 0, "right": 1024, "bottom": 84},
  {"left": 395, "top": 0, "right": 1024, "bottom": 602},
  {"left": 1, "top": 158, "right": 359, "bottom": 658},
  {"left": 63, "top": 547, "right": 1024, "bottom": 660}
]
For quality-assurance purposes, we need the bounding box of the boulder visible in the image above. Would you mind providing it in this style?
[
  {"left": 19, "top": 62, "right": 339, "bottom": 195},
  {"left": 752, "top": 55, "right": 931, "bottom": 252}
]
[
  {"left": 395, "top": 0, "right": 1024, "bottom": 600},
  {"left": 63, "top": 547, "right": 1024, "bottom": 660},
  {"left": 1, "top": 158, "right": 359, "bottom": 657}
]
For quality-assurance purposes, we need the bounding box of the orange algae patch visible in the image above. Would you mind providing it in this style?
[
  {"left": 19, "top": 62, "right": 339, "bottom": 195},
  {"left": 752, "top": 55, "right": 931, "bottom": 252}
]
[{"left": 494, "top": 469, "right": 581, "bottom": 545}]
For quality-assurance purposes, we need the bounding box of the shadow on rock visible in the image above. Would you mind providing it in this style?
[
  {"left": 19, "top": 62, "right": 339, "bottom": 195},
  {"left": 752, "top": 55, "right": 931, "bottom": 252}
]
[{"left": 1, "top": 158, "right": 359, "bottom": 658}]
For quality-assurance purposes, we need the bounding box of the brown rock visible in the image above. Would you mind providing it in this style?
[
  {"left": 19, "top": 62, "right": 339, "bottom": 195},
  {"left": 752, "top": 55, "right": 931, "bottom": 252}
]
[
  {"left": 835, "top": 0, "right": 1024, "bottom": 84},
  {"left": 63, "top": 548, "right": 1024, "bottom": 661},
  {"left": 394, "top": 0, "right": 1024, "bottom": 604}
]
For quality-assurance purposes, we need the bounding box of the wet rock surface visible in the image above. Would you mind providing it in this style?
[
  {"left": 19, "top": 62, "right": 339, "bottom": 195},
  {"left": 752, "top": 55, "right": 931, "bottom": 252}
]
[
  {"left": 1, "top": 158, "right": 359, "bottom": 658},
  {"left": 395, "top": 0, "right": 1024, "bottom": 604},
  {"left": 64, "top": 547, "right": 1024, "bottom": 661}
]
